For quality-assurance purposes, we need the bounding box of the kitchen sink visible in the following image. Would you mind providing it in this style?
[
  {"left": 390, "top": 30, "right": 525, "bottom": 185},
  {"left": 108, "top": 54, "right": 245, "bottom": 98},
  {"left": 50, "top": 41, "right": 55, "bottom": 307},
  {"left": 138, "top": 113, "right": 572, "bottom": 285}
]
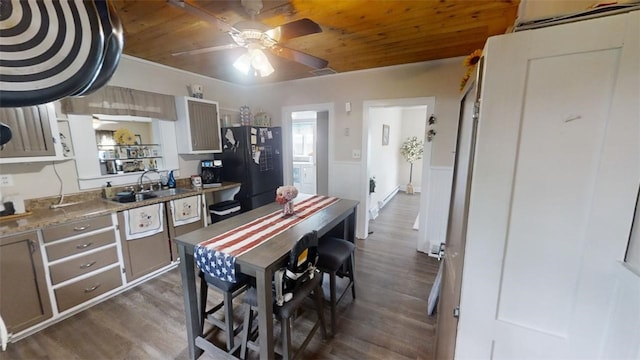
[
  {"left": 152, "top": 188, "right": 195, "bottom": 198},
  {"left": 109, "top": 188, "right": 195, "bottom": 204},
  {"left": 110, "top": 192, "right": 157, "bottom": 203}
]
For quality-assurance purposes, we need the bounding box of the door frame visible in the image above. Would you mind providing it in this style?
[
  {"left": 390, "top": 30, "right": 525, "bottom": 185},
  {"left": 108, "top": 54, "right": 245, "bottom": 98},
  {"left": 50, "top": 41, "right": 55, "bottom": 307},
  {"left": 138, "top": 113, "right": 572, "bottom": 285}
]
[
  {"left": 282, "top": 103, "right": 334, "bottom": 194},
  {"left": 361, "top": 97, "right": 435, "bottom": 239}
]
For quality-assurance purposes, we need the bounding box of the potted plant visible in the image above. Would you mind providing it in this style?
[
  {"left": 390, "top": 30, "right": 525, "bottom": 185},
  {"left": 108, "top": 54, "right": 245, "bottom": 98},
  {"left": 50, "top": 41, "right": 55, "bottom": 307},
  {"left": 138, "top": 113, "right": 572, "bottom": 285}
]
[{"left": 400, "top": 136, "right": 424, "bottom": 194}]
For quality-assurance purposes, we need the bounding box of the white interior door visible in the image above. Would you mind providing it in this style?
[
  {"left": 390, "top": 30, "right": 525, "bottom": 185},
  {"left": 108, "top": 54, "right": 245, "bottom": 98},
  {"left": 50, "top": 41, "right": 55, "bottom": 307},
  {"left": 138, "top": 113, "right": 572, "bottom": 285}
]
[
  {"left": 456, "top": 11, "right": 639, "bottom": 359},
  {"left": 434, "top": 76, "right": 479, "bottom": 359}
]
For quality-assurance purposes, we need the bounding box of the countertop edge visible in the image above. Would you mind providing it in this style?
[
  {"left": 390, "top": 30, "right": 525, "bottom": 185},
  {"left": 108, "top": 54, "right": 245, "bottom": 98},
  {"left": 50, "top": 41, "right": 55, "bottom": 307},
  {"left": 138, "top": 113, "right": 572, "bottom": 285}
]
[{"left": 0, "top": 183, "right": 241, "bottom": 237}]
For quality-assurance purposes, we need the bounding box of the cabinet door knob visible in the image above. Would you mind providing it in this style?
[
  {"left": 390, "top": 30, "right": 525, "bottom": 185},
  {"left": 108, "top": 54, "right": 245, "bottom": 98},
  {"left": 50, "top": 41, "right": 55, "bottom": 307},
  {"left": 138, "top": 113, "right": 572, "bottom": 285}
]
[
  {"left": 73, "top": 225, "right": 90, "bottom": 231},
  {"left": 76, "top": 242, "right": 93, "bottom": 249},
  {"left": 28, "top": 239, "right": 37, "bottom": 254},
  {"left": 83, "top": 284, "right": 101, "bottom": 293},
  {"left": 79, "top": 261, "right": 97, "bottom": 269}
]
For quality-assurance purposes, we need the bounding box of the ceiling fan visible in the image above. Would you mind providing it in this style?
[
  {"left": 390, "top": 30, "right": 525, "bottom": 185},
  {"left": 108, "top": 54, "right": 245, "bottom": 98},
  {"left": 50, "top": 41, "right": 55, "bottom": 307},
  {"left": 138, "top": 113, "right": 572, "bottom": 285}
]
[{"left": 168, "top": 0, "right": 329, "bottom": 77}]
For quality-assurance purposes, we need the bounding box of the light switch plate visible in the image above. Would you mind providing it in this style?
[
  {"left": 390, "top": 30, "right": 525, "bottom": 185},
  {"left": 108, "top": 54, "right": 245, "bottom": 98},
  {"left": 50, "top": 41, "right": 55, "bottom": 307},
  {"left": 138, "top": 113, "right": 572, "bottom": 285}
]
[
  {"left": 352, "top": 149, "right": 361, "bottom": 159},
  {"left": 0, "top": 175, "right": 13, "bottom": 187}
]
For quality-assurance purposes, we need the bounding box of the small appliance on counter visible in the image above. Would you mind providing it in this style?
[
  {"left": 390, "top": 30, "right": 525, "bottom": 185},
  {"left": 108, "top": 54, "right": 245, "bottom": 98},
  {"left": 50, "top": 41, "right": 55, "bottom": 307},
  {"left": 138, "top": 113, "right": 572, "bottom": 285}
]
[{"left": 200, "top": 160, "right": 222, "bottom": 188}]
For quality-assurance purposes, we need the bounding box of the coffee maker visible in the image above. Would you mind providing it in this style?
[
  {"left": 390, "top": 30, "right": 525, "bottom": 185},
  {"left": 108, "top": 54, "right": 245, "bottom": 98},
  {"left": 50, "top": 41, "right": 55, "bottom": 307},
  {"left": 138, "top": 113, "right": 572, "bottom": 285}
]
[{"left": 200, "top": 160, "right": 223, "bottom": 187}]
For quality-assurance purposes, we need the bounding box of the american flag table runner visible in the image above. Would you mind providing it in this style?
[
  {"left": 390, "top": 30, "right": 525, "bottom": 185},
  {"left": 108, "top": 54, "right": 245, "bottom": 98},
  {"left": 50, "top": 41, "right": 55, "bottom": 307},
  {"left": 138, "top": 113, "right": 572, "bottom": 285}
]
[{"left": 195, "top": 195, "right": 339, "bottom": 282}]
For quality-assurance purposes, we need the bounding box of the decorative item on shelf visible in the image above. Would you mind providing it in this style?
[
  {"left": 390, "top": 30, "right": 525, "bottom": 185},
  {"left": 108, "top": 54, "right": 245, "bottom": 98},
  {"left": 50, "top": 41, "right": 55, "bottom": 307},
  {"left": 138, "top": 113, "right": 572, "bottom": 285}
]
[
  {"left": 189, "top": 84, "right": 204, "bottom": 99},
  {"left": 369, "top": 177, "right": 376, "bottom": 194},
  {"left": 400, "top": 136, "right": 424, "bottom": 195},
  {"left": 239, "top": 105, "right": 252, "bottom": 126},
  {"left": 275, "top": 185, "right": 298, "bottom": 216},
  {"left": 460, "top": 49, "right": 482, "bottom": 91},
  {"left": 253, "top": 111, "right": 271, "bottom": 127},
  {"left": 113, "top": 127, "right": 136, "bottom": 145}
]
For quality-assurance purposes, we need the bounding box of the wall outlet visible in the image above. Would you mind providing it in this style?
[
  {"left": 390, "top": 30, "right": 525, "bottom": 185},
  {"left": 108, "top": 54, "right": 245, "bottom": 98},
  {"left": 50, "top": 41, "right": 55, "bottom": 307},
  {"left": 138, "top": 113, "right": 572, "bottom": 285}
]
[
  {"left": 0, "top": 175, "right": 13, "bottom": 187},
  {"left": 352, "top": 149, "right": 361, "bottom": 159}
]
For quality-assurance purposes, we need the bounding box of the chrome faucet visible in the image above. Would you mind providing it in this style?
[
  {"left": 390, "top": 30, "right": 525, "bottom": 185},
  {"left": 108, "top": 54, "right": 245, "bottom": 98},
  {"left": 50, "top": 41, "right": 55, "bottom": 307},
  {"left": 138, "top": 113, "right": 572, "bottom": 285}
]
[{"left": 138, "top": 169, "right": 161, "bottom": 192}]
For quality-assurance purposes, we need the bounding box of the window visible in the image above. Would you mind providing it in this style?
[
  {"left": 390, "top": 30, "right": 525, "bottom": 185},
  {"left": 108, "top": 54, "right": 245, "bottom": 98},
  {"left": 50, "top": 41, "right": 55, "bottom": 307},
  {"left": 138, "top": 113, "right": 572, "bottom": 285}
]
[{"left": 292, "top": 121, "right": 315, "bottom": 163}]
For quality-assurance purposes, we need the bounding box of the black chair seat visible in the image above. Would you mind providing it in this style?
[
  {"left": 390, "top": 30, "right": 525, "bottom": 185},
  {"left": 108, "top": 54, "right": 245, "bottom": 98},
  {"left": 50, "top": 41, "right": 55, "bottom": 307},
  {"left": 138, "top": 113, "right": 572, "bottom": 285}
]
[
  {"left": 317, "top": 237, "right": 355, "bottom": 271},
  {"left": 201, "top": 271, "right": 249, "bottom": 292}
]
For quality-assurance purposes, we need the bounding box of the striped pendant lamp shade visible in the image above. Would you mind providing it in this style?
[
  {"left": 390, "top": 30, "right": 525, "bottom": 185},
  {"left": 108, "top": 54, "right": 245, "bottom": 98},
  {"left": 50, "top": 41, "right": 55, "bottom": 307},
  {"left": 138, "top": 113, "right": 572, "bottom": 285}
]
[{"left": 0, "top": 0, "right": 123, "bottom": 108}]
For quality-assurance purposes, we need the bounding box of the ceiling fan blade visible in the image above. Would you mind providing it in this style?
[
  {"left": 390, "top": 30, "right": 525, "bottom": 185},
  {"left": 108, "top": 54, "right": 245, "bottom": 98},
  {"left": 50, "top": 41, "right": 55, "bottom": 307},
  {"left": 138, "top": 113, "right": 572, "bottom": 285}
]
[
  {"left": 266, "top": 18, "right": 322, "bottom": 43},
  {"left": 167, "top": 0, "right": 239, "bottom": 35},
  {"left": 172, "top": 43, "right": 239, "bottom": 57},
  {"left": 271, "top": 45, "right": 328, "bottom": 69}
]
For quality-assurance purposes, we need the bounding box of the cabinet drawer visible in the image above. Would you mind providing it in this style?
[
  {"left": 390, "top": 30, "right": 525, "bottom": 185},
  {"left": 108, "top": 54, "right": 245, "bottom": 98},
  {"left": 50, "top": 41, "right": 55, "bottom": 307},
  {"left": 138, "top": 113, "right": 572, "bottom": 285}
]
[
  {"left": 42, "top": 214, "right": 113, "bottom": 243},
  {"left": 49, "top": 247, "right": 119, "bottom": 285},
  {"left": 55, "top": 267, "right": 122, "bottom": 312},
  {"left": 45, "top": 230, "right": 115, "bottom": 261}
]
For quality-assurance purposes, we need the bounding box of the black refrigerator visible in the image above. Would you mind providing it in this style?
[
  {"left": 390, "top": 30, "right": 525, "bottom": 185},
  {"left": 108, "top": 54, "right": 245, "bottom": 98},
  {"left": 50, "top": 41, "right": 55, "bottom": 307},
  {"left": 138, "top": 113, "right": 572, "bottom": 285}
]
[{"left": 216, "top": 126, "right": 283, "bottom": 212}]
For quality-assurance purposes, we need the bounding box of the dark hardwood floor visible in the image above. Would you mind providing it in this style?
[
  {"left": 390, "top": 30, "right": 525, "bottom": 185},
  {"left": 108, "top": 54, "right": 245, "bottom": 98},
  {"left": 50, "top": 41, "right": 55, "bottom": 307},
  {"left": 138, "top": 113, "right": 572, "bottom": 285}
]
[{"left": 1, "top": 192, "right": 439, "bottom": 360}]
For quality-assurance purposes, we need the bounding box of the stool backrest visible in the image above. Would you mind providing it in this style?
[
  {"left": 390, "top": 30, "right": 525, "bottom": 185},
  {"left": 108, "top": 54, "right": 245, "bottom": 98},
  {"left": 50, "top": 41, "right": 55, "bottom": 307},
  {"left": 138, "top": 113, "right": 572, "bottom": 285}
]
[{"left": 274, "top": 230, "right": 319, "bottom": 305}]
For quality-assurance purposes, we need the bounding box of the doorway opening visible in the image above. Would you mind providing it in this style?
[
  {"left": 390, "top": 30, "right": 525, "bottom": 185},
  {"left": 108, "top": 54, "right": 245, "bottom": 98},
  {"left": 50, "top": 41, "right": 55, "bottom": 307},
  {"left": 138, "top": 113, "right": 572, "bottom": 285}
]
[
  {"left": 361, "top": 97, "right": 435, "bottom": 245},
  {"left": 282, "top": 104, "right": 332, "bottom": 197}
]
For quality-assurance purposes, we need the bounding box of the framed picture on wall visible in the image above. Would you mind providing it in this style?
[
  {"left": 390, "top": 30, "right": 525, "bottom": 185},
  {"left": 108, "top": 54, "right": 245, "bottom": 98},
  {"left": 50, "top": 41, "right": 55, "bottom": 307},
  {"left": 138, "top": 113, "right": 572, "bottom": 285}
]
[{"left": 382, "top": 124, "right": 390, "bottom": 145}]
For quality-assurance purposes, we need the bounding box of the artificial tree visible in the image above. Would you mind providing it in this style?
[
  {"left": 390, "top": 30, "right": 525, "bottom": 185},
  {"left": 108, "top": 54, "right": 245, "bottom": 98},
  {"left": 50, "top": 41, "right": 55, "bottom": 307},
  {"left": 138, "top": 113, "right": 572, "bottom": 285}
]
[{"left": 400, "top": 136, "right": 424, "bottom": 194}]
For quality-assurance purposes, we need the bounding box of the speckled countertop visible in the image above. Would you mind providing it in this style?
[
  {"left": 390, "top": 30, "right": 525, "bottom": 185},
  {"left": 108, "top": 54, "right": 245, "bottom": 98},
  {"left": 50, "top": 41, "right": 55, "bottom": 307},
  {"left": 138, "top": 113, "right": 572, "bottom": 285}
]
[{"left": 0, "top": 182, "right": 240, "bottom": 237}]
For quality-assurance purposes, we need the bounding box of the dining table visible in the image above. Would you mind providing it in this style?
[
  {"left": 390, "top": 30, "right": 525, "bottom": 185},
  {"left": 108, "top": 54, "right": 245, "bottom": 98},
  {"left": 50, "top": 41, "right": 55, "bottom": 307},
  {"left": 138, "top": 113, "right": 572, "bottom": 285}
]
[{"left": 174, "top": 194, "right": 358, "bottom": 360}]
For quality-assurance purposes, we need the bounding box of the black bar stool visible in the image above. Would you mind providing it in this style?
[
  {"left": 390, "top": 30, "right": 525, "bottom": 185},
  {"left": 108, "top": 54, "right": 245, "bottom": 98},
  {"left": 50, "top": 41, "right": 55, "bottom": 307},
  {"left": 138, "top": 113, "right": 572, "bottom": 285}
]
[
  {"left": 199, "top": 271, "right": 249, "bottom": 352},
  {"left": 316, "top": 236, "right": 356, "bottom": 336}
]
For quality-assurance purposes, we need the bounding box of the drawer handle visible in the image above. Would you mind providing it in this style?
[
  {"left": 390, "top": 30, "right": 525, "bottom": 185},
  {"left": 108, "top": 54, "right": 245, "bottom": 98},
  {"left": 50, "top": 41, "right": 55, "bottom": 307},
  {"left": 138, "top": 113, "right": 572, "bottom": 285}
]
[
  {"left": 84, "top": 284, "right": 101, "bottom": 293},
  {"left": 73, "top": 225, "right": 90, "bottom": 231},
  {"left": 79, "top": 261, "right": 97, "bottom": 269},
  {"left": 75, "top": 242, "right": 93, "bottom": 249}
]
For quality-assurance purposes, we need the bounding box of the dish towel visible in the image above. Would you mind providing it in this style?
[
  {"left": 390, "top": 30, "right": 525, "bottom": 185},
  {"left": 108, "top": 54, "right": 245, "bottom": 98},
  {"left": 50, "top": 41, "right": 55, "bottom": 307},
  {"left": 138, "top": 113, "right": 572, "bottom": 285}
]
[
  {"left": 195, "top": 195, "right": 339, "bottom": 282},
  {"left": 124, "top": 203, "right": 164, "bottom": 240},
  {"left": 171, "top": 195, "right": 201, "bottom": 226}
]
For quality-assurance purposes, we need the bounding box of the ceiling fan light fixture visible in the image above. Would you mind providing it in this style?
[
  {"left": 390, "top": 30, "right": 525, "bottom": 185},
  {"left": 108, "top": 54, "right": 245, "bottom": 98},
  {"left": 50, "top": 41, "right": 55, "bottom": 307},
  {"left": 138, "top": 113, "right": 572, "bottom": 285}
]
[
  {"left": 249, "top": 48, "right": 274, "bottom": 77},
  {"left": 234, "top": 46, "right": 274, "bottom": 77},
  {"left": 233, "top": 53, "right": 252, "bottom": 75}
]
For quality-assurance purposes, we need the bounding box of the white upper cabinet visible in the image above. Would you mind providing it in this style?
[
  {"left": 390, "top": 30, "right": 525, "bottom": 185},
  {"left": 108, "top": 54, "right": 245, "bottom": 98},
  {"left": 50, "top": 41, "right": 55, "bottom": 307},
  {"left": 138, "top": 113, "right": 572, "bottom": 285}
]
[{"left": 175, "top": 97, "right": 222, "bottom": 154}]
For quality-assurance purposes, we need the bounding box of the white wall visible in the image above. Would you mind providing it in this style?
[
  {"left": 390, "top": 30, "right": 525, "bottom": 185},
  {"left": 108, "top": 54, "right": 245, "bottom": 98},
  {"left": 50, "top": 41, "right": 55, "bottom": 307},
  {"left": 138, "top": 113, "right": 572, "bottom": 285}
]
[
  {"left": 2, "top": 55, "right": 466, "bottom": 206},
  {"left": 368, "top": 107, "right": 402, "bottom": 209},
  {"left": 247, "top": 57, "right": 464, "bottom": 168}
]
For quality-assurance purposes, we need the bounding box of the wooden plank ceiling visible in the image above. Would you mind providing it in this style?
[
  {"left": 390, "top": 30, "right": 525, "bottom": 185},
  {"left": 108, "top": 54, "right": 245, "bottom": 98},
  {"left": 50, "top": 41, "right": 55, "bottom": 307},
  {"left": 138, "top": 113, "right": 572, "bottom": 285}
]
[{"left": 113, "top": 0, "right": 520, "bottom": 85}]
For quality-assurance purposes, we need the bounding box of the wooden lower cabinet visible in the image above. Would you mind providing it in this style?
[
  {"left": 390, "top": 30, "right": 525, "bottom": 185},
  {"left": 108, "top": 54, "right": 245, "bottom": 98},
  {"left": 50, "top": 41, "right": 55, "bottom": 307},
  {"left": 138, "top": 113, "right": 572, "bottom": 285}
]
[
  {"left": 118, "top": 212, "right": 172, "bottom": 282},
  {"left": 0, "top": 231, "right": 52, "bottom": 333}
]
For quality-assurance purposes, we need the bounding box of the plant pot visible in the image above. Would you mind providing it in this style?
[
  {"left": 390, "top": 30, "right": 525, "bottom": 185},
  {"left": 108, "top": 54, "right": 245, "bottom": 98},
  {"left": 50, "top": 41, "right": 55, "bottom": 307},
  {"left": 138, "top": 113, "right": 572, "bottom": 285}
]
[{"left": 406, "top": 183, "right": 414, "bottom": 194}]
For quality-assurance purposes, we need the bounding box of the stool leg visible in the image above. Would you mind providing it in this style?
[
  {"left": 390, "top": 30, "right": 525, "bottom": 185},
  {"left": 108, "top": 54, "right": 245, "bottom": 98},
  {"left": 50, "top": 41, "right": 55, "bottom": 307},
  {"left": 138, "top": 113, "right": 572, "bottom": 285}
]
[
  {"left": 314, "top": 284, "right": 327, "bottom": 339},
  {"left": 281, "top": 317, "right": 292, "bottom": 360},
  {"left": 223, "top": 290, "right": 234, "bottom": 351},
  {"left": 240, "top": 304, "right": 253, "bottom": 360},
  {"left": 329, "top": 270, "right": 337, "bottom": 337},
  {"left": 349, "top": 254, "right": 356, "bottom": 299},
  {"left": 199, "top": 278, "right": 208, "bottom": 331}
]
